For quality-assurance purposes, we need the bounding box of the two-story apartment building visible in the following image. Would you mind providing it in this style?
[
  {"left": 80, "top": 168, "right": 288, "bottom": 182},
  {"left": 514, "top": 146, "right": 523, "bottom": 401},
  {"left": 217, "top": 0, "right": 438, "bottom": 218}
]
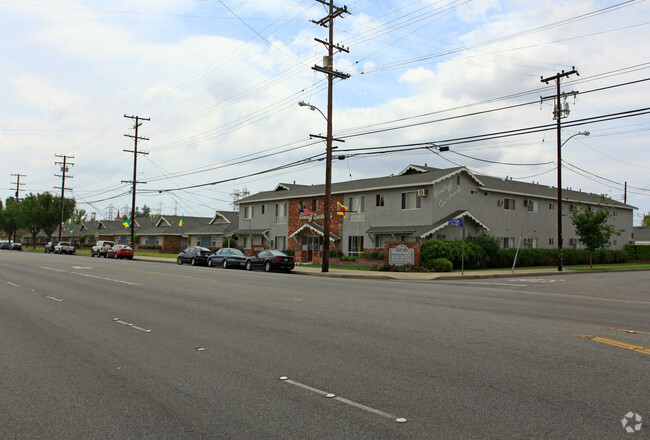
[{"left": 236, "top": 165, "right": 635, "bottom": 262}]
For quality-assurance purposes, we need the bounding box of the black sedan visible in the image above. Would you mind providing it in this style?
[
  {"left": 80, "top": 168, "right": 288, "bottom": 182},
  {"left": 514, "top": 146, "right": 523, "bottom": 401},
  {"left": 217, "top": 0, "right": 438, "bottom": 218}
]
[
  {"left": 177, "top": 246, "right": 213, "bottom": 266},
  {"left": 208, "top": 247, "right": 247, "bottom": 268},
  {"left": 245, "top": 250, "right": 295, "bottom": 272}
]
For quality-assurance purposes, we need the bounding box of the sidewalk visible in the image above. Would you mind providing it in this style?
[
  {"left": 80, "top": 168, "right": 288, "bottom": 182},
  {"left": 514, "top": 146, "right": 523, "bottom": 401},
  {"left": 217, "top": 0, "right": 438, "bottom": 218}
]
[{"left": 135, "top": 255, "right": 574, "bottom": 280}]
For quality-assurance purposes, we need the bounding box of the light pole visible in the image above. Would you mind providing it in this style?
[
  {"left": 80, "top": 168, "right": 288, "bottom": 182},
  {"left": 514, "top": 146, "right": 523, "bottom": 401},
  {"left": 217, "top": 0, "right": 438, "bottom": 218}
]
[
  {"left": 557, "top": 130, "right": 590, "bottom": 271},
  {"left": 299, "top": 100, "right": 332, "bottom": 272}
]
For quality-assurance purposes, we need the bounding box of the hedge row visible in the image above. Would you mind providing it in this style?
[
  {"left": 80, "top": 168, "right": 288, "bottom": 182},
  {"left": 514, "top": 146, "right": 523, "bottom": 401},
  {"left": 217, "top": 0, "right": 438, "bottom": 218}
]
[
  {"left": 421, "top": 237, "right": 628, "bottom": 270},
  {"left": 624, "top": 244, "right": 650, "bottom": 260}
]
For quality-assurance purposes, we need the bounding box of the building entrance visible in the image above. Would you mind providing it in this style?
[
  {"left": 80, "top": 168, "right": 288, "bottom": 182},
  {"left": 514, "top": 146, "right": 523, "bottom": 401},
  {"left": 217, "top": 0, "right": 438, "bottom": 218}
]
[{"left": 301, "top": 235, "right": 323, "bottom": 262}]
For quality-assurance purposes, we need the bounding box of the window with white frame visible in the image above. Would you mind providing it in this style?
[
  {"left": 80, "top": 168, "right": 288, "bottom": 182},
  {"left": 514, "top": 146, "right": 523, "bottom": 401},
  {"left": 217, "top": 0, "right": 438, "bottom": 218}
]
[
  {"left": 312, "top": 199, "right": 319, "bottom": 213},
  {"left": 243, "top": 235, "right": 252, "bottom": 249},
  {"left": 401, "top": 191, "right": 421, "bottom": 210},
  {"left": 549, "top": 203, "right": 555, "bottom": 210},
  {"left": 569, "top": 238, "right": 579, "bottom": 248},
  {"left": 275, "top": 202, "right": 287, "bottom": 224},
  {"left": 348, "top": 195, "right": 365, "bottom": 221},
  {"left": 549, "top": 238, "right": 554, "bottom": 245},
  {"left": 376, "top": 194, "right": 384, "bottom": 207},
  {"left": 502, "top": 237, "right": 516, "bottom": 249},
  {"left": 244, "top": 205, "right": 254, "bottom": 219},
  {"left": 348, "top": 235, "right": 364, "bottom": 256},
  {"left": 523, "top": 237, "right": 538, "bottom": 248},
  {"left": 275, "top": 236, "right": 286, "bottom": 250},
  {"left": 504, "top": 198, "right": 515, "bottom": 210},
  {"left": 374, "top": 235, "right": 384, "bottom": 248},
  {"left": 526, "top": 199, "right": 538, "bottom": 212},
  {"left": 436, "top": 234, "right": 446, "bottom": 240}
]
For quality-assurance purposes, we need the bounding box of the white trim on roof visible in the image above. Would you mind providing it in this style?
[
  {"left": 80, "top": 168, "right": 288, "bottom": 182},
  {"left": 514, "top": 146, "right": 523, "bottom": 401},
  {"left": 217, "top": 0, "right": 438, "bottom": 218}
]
[{"left": 419, "top": 211, "right": 490, "bottom": 238}]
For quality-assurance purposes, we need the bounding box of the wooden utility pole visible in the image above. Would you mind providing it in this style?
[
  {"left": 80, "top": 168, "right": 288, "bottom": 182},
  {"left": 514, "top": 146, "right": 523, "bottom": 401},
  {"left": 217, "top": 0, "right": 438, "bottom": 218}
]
[
  {"left": 54, "top": 155, "right": 74, "bottom": 242},
  {"left": 311, "top": 0, "right": 350, "bottom": 273},
  {"left": 10, "top": 173, "right": 26, "bottom": 201},
  {"left": 122, "top": 115, "right": 149, "bottom": 248},
  {"left": 541, "top": 67, "right": 579, "bottom": 272}
]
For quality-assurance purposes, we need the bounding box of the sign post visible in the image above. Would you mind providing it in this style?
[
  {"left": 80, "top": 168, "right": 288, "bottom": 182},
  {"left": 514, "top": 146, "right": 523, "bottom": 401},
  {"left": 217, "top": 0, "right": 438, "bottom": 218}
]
[{"left": 448, "top": 218, "right": 464, "bottom": 275}]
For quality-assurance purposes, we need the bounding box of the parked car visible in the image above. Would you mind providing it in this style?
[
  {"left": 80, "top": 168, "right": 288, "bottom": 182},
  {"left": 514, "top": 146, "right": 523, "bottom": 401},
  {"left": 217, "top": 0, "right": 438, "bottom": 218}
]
[
  {"left": 208, "top": 247, "right": 247, "bottom": 268},
  {"left": 245, "top": 250, "right": 295, "bottom": 272},
  {"left": 44, "top": 241, "right": 55, "bottom": 253},
  {"left": 107, "top": 244, "right": 134, "bottom": 260},
  {"left": 177, "top": 246, "right": 213, "bottom": 266},
  {"left": 91, "top": 240, "right": 114, "bottom": 258},
  {"left": 54, "top": 241, "right": 75, "bottom": 255},
  {"left": 11, "top": 241, "right": 22, "bottom": 250},
  {"left": 0, "top": 241, "right": 10, "bottom": 250}
]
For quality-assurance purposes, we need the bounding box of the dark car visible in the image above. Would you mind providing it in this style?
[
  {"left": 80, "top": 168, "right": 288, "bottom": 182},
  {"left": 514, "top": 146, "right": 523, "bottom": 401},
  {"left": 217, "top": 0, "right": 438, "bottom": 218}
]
[
  {"left": 44, "top": 242, "right": 55, "bottom": 253},
  {"left": 245, "top": 250, "right": 295, "bottom": 272},
  {"left": 208, "top": 247, "right": 246, "bottom": 269},
  {"left": 177, "top": 246, "right": 212, "bottom": 266},
  {"left": 107, "top": 244, "right": 134, "bottom": 260},
  {"left": 0, "top": 241, "right": 10, "bottom": 250}
]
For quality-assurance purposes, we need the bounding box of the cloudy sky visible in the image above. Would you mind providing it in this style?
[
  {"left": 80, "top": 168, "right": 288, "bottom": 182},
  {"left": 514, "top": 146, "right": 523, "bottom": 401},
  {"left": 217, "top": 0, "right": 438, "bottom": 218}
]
[{"left": 2, "top": 0, "right": 649, "bottom": 224}]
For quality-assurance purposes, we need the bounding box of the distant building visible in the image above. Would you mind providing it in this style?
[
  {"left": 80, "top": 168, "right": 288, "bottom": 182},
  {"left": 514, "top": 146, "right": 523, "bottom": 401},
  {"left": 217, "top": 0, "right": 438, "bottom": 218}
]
[{"left": 236, "top": 165, "right": 634, "bottom": 263}]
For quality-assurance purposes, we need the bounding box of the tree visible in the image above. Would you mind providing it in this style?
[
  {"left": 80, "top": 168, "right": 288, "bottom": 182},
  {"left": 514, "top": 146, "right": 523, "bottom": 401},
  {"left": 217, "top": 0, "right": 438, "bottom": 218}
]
[
  {"left": 20, "top": 193, "right": 43, "bottom": 248},
  {"left": 642, "top": 212, "right": 650, "bottom": 228},
  {"left": 28, "top": 193, "right": 76, "bottom": 241},
  {"left": 70, "top": 208, "right": 88, "bottom": 225},
  {"left": 0, "top": 198, "right": 21, "bottom": 242},
  {"left": 570, "top": 207, "right": 619, "bottom": 268}
]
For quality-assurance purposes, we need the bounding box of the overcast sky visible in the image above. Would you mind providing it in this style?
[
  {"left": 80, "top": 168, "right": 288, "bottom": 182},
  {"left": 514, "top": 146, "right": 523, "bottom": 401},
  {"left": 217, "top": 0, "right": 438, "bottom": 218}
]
[{"left": 1, "top": 0, "right": 649, "bottom": 224}]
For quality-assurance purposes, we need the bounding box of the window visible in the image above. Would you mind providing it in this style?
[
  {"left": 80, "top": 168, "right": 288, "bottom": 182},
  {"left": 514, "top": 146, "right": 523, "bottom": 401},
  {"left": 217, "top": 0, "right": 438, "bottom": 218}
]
[
  {"left": 401, "top": 191, "right": 421, "bottom": 210},
  {"left": 244, "top": 205, "right": 254, "bottom": 219},
  {"left": 348, "top": 195, "right": 365, "bottom": 221},
  {"left": 199, "top": 236, "right": 212, "bottom": 247},
  {"left": 504, "top": 198, "right": 515, "bottom": 210},
  {"left": 502, "top": 237, "right": 516, "bottom": 249},
  {"left": 275, "top": 236, "right": 286, "bottom": 250},
  {"left": 526, "top": 200, "right": 538, "bottom": 212},
  {"left": 243, "top": 235, "right": 252, "bottom": 249},
  {"left": 456, "top": 175, "right": 461, "bottom": 185},
  {"left": 275, "top": 202, "right": 287, "bottom": 224},
  {"left": 299, "top": 200, "right": 306, "bottom": 209},
  {"left": 613, "top": 210, "right": 617, "bottom": 217},
  {"left": 348, "top": 235, "right": 364, "bottom": 256},
  {"left": 436, "top": 234, "right": 447, "bottom": 240},
  {"left": 569, "top": 238, "right": 579, "bottom": 249},
  {"left": 549, "top": 238, "right": 554, "bottom": 245},
  {"left": 261, "top": 204, "right": 266, "bottom": 215},
  {"left": 376, "top": 194, "right": 384, "bottom": 207},
  {"left": 145, "top": 235, "right": 158, "bottom": 245},
  {"left": 549, "top": 203, "right": 555, "bottom": 210},
  {"left": 523, "top": 237, "right": 538, "bottom": 248},
  {"left": 312, "top": 199, "right": 319, "bottom": 213},
  {"left": 374, "top": 235, "right": 384, "bottom": 248}
]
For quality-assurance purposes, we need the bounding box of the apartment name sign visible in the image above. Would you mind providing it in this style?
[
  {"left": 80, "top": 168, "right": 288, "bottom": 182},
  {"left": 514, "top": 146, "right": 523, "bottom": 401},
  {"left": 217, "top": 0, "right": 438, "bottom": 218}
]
[
  {"left": 389, "top": 244, "right": 414, "bottom": 266},
  {"left": 436, "top": 180, "right": 461, "bottom": 209}
]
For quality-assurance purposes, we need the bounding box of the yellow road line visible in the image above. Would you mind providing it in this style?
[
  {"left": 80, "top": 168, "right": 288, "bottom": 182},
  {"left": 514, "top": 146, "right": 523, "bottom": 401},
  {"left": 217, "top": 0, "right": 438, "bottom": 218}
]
[
  {"left": 608, "top": 327, "right": 650, "bottom": 335},
  {"left": 574, "top": 334, "right": 650, "bottom": 355}
]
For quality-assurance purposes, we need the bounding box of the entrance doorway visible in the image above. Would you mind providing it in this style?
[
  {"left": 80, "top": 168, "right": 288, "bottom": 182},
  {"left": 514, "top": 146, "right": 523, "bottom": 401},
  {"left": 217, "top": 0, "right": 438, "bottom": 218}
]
[{"left": 301, "top": 235, "right": 323, "bottom": 262}]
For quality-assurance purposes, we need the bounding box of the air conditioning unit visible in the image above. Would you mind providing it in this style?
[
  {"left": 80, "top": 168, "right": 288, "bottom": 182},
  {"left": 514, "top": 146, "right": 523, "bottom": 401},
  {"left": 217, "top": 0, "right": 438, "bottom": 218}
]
[
  {"left": 417, "top": 189, "right": 428, "bottom": 197},
  {"left": 497, "top": 200, "right": 504, "bottom": 206}
]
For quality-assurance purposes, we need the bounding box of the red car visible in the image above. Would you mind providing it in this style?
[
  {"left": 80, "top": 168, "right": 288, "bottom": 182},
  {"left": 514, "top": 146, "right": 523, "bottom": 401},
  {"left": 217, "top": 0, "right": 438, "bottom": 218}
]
[{"left": 107, "top": 244, "right": 134, "bottom": 260}]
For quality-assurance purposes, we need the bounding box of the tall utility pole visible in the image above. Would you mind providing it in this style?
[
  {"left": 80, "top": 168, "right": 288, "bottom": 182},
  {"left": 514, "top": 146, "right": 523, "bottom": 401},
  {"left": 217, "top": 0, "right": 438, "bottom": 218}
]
[
  {"left": 10, "top": 173, "right": 26, "bottom": 200},
  {"left": 541, "top": 67, "right": 579, "bottom": 272},
  {"left": 311, "top": 0, "right": 350, "bottom": 273},
  {"left": 122, "top": 115, "right": 149, "bottom": 247},
  {"left": 54, "top": 155, "right": 74, "bottom": 242}
]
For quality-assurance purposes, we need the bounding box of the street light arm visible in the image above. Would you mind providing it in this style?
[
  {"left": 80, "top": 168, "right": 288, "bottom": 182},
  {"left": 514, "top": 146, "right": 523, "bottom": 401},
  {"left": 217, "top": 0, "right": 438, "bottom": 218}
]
[
  {"left": 298, "top": 101, "right": 327, "bottom": 121},
  {"left": 561, "top": 131, "right": 589, "bottom": 148}
]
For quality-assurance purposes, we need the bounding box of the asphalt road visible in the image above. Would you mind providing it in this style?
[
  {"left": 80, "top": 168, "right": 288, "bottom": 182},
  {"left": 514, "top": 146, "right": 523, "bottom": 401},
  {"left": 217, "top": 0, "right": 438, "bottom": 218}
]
[{"left": 1, "top": 251, "right": 648, "bottom": 439}]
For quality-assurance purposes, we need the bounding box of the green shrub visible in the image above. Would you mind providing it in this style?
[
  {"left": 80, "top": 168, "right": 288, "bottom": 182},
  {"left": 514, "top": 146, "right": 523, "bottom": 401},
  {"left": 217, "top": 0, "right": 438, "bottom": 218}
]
[
  {"left": 474, "top": 234, "right": 501, "bottom": 267},
  {"left": 283, "top": 249, "right": 294, "bottom": 256},
  {"left": 341, "top": 255, "right": 357, "bottom": 262},
  {"left": 625, "top": 244, "right": 650, "bottom": 260},
  {"left": 222, "top": 237, "right": 237, "bottom": 248},
  {"left": 429, "top": 258, "right": 453, "bottom": 272},
  {"left": 329, "top": 250, "right": 343, "bottom": 258}
]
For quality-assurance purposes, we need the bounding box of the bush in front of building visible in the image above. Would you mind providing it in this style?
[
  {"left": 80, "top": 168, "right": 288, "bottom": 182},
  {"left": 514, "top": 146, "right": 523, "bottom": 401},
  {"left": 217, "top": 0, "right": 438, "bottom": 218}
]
[
  {"left": 329, "top": 250, "right": 344, "bottom": 258},
  {"left": 360, "top": 251, "right": 384, "bottom": 260},
  {"left": 625, "top": 244, "right": 650, "bottom": 260},
  {"left": 222, "top": 237, "right": 237, "bottom": 248},
  {"left": 428, "top": 258, "right": 453, "bottom": 272},
  {"left": 421, "top": 239, "right": 485, "bottom": 269}
]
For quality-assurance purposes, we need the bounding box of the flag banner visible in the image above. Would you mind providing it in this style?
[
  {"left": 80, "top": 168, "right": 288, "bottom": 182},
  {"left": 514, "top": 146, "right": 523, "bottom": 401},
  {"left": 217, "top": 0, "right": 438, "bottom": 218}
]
[
  {"left": 122, "top": 218, "right": 131, "bottom": 228},
  {"left": 179, "top": 216, "right": 184, "bottom": 227},
  {"left": 70, "top": 225, "right": 74, "bottom": 233},
  {"left": 337, "top": 202, "right": 348, "bottom": 217},
  {"left": 299, "top": 207, "right": 312, "bottom": 216}
]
